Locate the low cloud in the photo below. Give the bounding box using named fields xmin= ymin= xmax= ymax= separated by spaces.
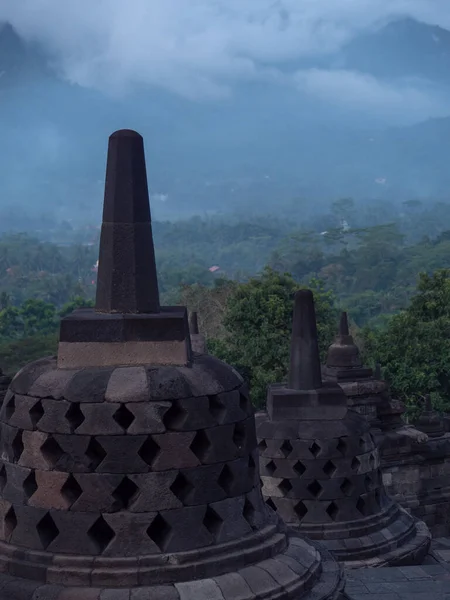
xmin=2 ymin=0 xmax=450 ymax=115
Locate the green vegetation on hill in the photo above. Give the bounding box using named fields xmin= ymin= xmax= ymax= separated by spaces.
xmin=3 ymin=198 xmax=450 ymax=414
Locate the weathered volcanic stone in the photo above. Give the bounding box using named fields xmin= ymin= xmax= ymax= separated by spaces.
xmin=189 ymin=311 xmax=206 ymax=354
xmin=324 ymin=317 xmax=450 ymax=537
xmin=0 ymin=130 xmax=344 ymax=599
xmin=323 ymin=312 xmax=385 ymax=430
xmin=257 ymin=290 xmax=431 ymax=568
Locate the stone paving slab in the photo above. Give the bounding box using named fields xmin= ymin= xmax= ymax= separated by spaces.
xmin=345 ymin=562 xmax=450 ymax=600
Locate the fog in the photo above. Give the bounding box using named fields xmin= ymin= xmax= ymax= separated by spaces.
xmin=1 ymin=1 xmax=450 ymax=228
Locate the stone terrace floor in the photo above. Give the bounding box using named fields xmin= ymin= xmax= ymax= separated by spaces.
xmin=345 ymin=538 xmax=450 ymax=600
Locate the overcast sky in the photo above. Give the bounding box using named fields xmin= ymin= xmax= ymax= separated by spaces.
xmin=1 ymin=1 xmax=450 ymax=121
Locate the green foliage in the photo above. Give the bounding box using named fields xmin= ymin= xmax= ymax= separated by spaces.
xmin=210 ymin=267 xmax=338 ymax=408
xmin=362 ymin=269 xmax=450 ymax=418
xmin=0 ymin=334 xmax=58 ymax=376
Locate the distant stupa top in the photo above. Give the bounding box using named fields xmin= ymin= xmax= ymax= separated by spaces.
xmin=325 ymin=311 xmax=363 ymax=370
xmin=95 ymin=129 xmax=160 ymax=314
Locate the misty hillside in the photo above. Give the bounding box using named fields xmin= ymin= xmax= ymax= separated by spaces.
xmin=1 ymin=18 xmax=450 ymax=225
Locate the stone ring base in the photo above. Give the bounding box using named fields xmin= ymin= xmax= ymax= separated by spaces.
xmin=0 ymin=537 xmax=344 ymax=600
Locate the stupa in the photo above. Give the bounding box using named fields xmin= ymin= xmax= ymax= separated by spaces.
xmin=256 ymin=290 xmax=431 ymax=567
xmin=415 ymin=395 xmax=446 ymax=438
xmin=323 ymin=312 xmax=385 ymax=431
xmin=0 ymin=130 xmax=344 ymax=599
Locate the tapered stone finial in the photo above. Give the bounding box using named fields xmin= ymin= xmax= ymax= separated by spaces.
xmin=288 ymin=289 xmax=322 ymax=390
xmin=95 ymin=129 xmax=160 ymax=314
xmin=339 ymin=311 xmax=349 ymax=336
xmin=189 ymin=311 xmax=199 ymax=334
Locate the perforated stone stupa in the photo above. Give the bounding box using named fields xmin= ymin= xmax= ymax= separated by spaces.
xmin=0 ymin=130 xmax=345 ymax=599
xmin=256 ymin=290 xmax=431 ymax=568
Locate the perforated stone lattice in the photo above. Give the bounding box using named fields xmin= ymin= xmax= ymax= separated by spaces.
xmin=258 ymin=433 xmax=389 ymax=527
xmin=0 ymin=357 xmax=268 ymax=559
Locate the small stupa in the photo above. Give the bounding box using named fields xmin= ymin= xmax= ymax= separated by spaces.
xmin=0 ymin=131 xmax=344 ymax=599
xmin=416 ymin=395 xmax=446 ymax=438
xmin=323 ymin=312 xmax=385 ymax=430
xmin=256 ymin=290 xmax=431 ymax=567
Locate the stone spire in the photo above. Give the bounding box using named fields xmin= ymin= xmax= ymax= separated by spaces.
xmin=58 ymin=129 xmax=191 ymax=369
xmin=95 ymin=129 xmax=160 ymax=314
xmin=0 ymin=131 xmax=345 ymax=599
xmin=257 ymin=290 xmax=431 ymax=567
xmin=288 ymin=290 xmax=322 ymax=390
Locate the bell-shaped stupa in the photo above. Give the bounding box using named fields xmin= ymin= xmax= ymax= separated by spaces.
xmin=256 ymin=290 xmax=431 ymax=567
xmin=0 ymin=131 xmax=344 ymax=599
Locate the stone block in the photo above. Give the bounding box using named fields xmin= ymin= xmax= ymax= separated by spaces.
xmin=175 ymin=578 xmax=224 ymax=600
xmin=64 ymin=368 xmax=113 ymax=403
xmin=126 ymin=402 xmax=171 ymax=435
xmin=214 ymin=572 xmax=253 ymax=600
xmin=105 ymin=367 xmax=148 ymax=403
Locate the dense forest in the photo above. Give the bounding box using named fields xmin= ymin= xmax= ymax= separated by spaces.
xmin=1 ymin=196 xmax=450 ymax=418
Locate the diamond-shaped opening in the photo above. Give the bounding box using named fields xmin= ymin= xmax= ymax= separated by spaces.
xmin=309 ymin=441 xmax=321 ymax=457
xmin=218 ymin=464 xmax=234 ymax=495
xmin=278 ymin=478 xmax=293 ymax=495
xmin=23 ymin=471 xmax=38 ymax=499
xmin=233 ymin=422 xmax=246 ymax=449
xmin=293 ymin=460 xmax=306 ymax=477
xmin=5 ymin=395 xmax=15 ymax=420
xmin=359 ymin=437 xmax=366 ymax=449
xmin=340 ymin=478 xmax=354 ymax=496
xmin=65 ymin=403 xmax=85 ymax=432
xmin=265 ymin=497 xmax=277 ymax=512
xmin=265 ymin=460 xmax=277 ymax=475
xmin=280 ymin=440 xmax=293 ymax=458
xmin=4 ymin=506 xmax=17 ymax=541
xmin=0 ymin=465 xmax=6 ymax=493
xmin=243 ymin=497 xmax=256 ymax=527
xmin=203 ymin=506 xmax=223 ymax=539
xmin=248 ymin=454 xmax=256 ymax=479
xmin=85 ymin=437 xmax=107 ymax=471
xmin=138 ymin=436 xmax=160 ymax=467
xmin=170 ymin=472 xmax=194 ymax=504
xmin=209 ymin=395 xmax=226 ymax=423
xmin=112 ymin=476 xmax=139 ymax=510
xmin=239 ymin=392 xmax=250 ymax=414
xmin=61 ymin=474 xmax=83 ymax=506
xmin=162 ymin=402 xmax=187 ymax=430
xmin=351 ymin=456 xmax=361 ymax=472
xmin=364 ymin=475 xmax=375 ymax=491
xmin=323 ymin=460 xmax=337 ymax=477
xmin=189 ymin=430 xmax=211 ymax=461
xmin=258 ymin=439 xmax=268 ymax=452
xmin=375 ymin=489 xmax=382 ymax=508
xmin=307 ymin=480 xmax=323 ymax=498
xmin=147 ymin=513 xmax=172 ymax=551
xmin=294 ymin=501 xmax=308 ymax=521
xmin=326 ymin=501 xmax=339 ymax=521
xmin=87 ymin=516 xmax=115 ymax=554
xmin=336 ymin=437 xmax=347 ymax=456
xmin=36 ymin=512 xmax=59 ymax=550
xmin=29 ymin=401 xmax=44 ymax=428
xmin=369 ymin=453 xmax=376 ymax=470
xmin=113 ymin=404 xmax=135 ymax=431
xmin=41 ymin=435 xmax=63 ymax=468
xmin=356 ymin=496 xmax=367 ymax=516
xmin=12 ymin=431 xmax=24 ymax=462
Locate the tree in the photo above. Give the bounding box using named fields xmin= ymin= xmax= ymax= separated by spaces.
xmin=210 ymin=267 xmax=338 ymax=408
xmin=363 ymin=269 xmax=450 ymax=418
